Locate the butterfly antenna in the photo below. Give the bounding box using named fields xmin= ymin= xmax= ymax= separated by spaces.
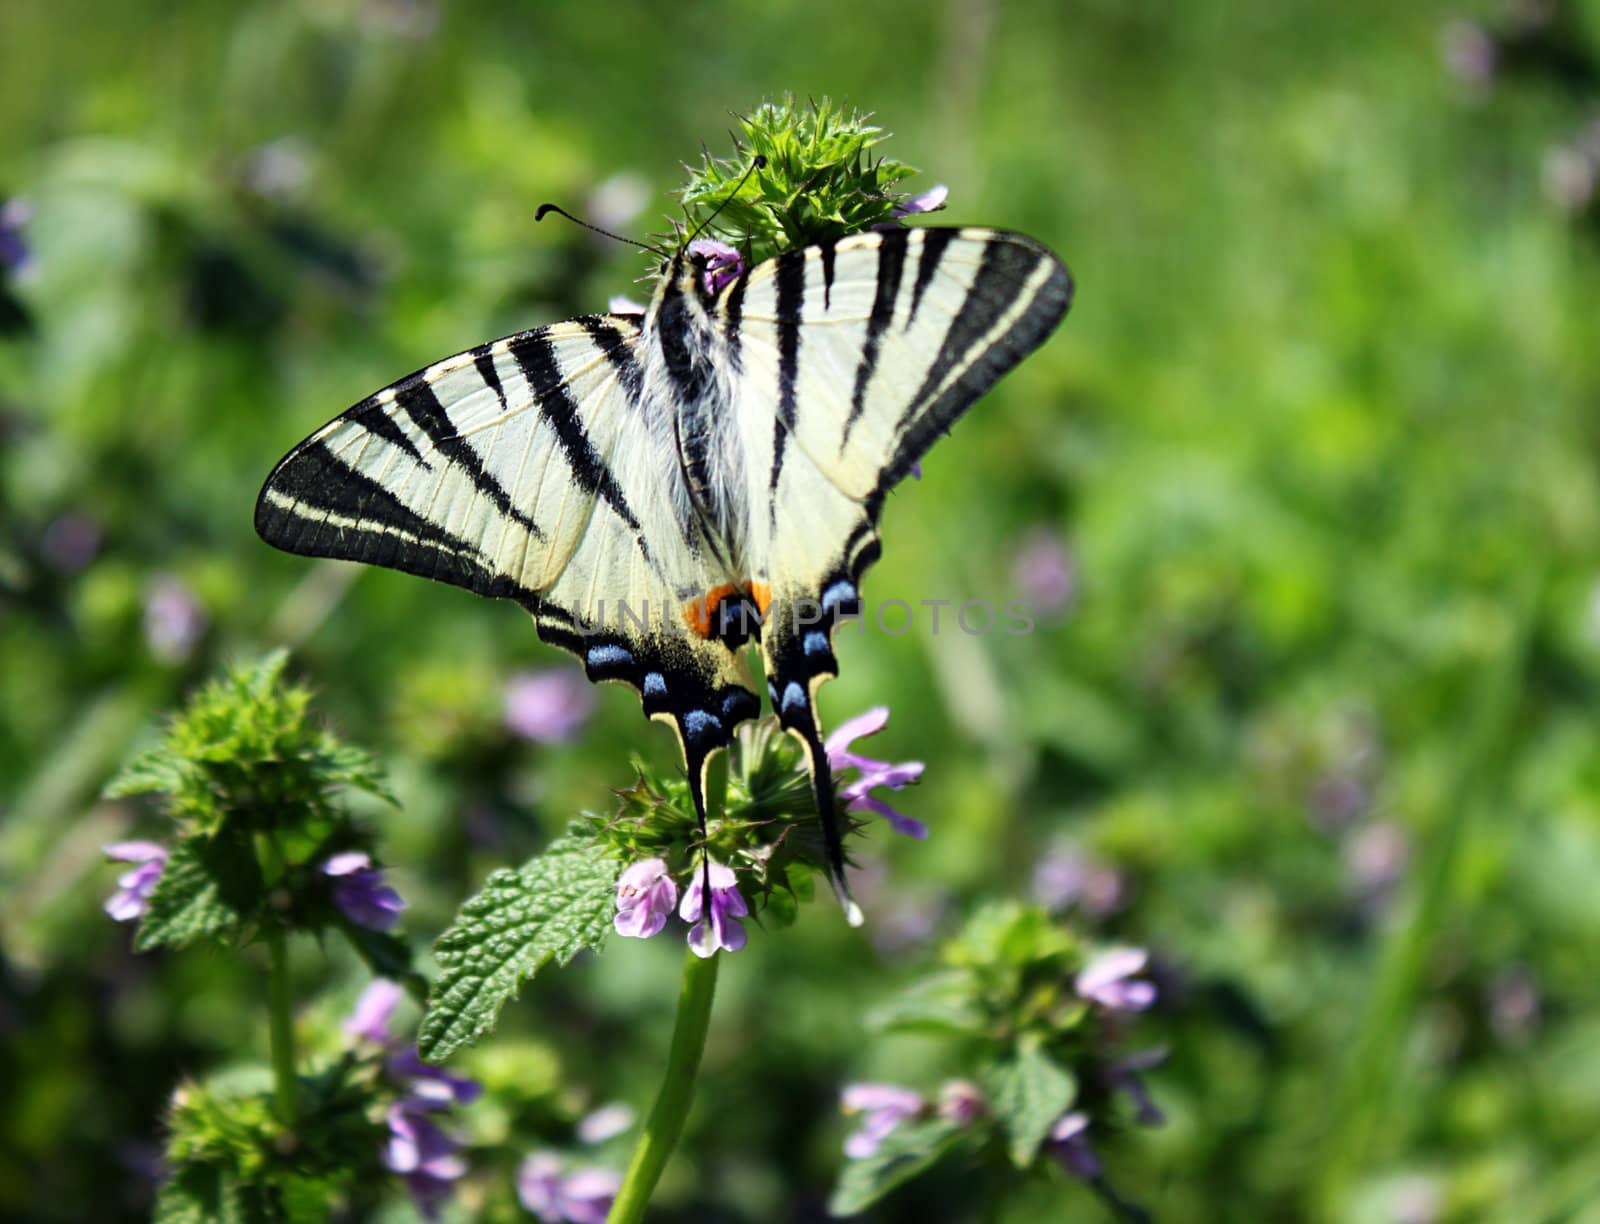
xmin=535 ymin=203 xmax=666 ymax=256
xmin=686 ymin=154 xmax=767 ymax=244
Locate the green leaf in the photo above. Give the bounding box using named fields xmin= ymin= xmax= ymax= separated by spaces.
xmin=419 ymin=826 xmax=619 ymax=1061
xmin=827 ymin=1117 xmax=967 ymax=1216
xmin=865 ymin=970 xmax=988 ymax=1037
xmin=135 ymin=832 xmax=261 ymax=952
xmin=154 ymin=1165 xmax=258 ymax=1224
xmin=981 ymin=1042 xmax=1077 ymax=1168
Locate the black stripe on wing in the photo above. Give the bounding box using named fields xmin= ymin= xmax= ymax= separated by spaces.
xmin=875 ymin=233 xmax=1073 ymax=504
xmin=393 ymin=378 xmax=547 ymax=541
xmin=509 ymin=330 xmax=644 ymax=535
xmin=767 ymin=249 xmax=807 ymax=508
xmin=841 ymin=227 xmax=909 ymax=450
xmin=254 ymin=439 xmax=538 ymax=605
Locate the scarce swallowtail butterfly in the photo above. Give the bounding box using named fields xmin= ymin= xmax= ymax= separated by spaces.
xmin=255 ymin=220 xmax=1073 ymax=925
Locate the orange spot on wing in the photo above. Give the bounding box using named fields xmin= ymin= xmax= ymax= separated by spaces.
xmin=684 ymin=583 xmax=740 ymax=639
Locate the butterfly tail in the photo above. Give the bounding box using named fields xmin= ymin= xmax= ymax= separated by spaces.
xmin=788 ymin=707 xmax=864 ymax=928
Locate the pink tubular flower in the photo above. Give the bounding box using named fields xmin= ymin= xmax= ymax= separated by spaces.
xmin=1108 ymin=1047 xmax=1167 ymax=1127
xmin=322 ymin=851 xmax=407 ymax=931
xmin=826 ymin=707 xmax=927 ymax=839
xmin=938 ymin=1079 xmax=985 ymax=1126
xmin=841 ymin=1083 xmax=924 ymax=1159
xmin=1076 ymin=947 xmax=1157 ymax=1013
xmin=679 ymin=860 xmax=748 ymax=957
xmin=687 ymin=238 xmax=744 ymax=295
xmin=345 ymin=978 xmax=405 ymax=1045
xmin=613 ymin=858 xmax=677 ymax=939
xmin=103 ymin=842 xmax=169 ymax=921
xmin=384 ymin=1103 xmax=468 ymax=1221
xmin=891 ymin=184 xmax=949 ymax=217
xmin=1049 ymin=1111 xmax=1102 ymax=1180
xmin=504 ymin=668 xmax=596 ymax=743
xmin=388 ymin=1046 xmax=482 ymax=1109
xmin=517 ymin=1153 xmax=623 ymax=1224
xmin=576 ymin=1102 xmax=635 ymax=1144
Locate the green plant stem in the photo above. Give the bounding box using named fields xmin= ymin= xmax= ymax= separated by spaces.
xmin=607 ymin=946 xmax=721 ymax=1224
xmin=265 ymin=926 xmax=298 ymax=1126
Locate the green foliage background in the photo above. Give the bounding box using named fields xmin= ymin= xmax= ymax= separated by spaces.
xmin=4 ymin=0 xmax=1600 ymax=1220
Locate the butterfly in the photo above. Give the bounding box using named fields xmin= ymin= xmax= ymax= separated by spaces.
xmin=255 ymin=221 xmax=1073 ymax=923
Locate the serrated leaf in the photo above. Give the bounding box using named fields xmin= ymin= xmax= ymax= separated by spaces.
xmin=154 ymin=1165 xmax=220 ymax=1224
xmin=981 ymin=1042 xmax=1077 ymax=1168
xmin=827 ymin=1117 xmax=967 ymax=1216
xmin=419 ymin=828 xmax=619 ymax=1061
xmin=135 ymin=833 xmax=261 ymax=952
xmin=154 ymin=1165 xmax=259 ymax=1224
xmin=865 ymin=970 xmax=987 ymax=1037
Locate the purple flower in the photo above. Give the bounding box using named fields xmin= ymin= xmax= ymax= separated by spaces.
xmin=607 ymin=294 xmax=647 ymax=316
xmin=679 ymin=859 xmax=747 ymax=958
xmin=1076 ymin=947 xmax=1157 ymax=1013
xmin=345 ymin=978 xmax=405 ymax=1045
xmin=322 ymin=851 xmax=407 ymax=931
xmin=1344 ymin=821 xmax=1409 ymax=911
xmin=1048 ymin=1111 xmax=1102 ymax=1180
xmin=840 ymin=1083 xmax=924 ymax=1159
xmin=1108 ymin=1047 xmax=1166 ymax=1127
xmin=103 ymin=841 xmax=168 ymax=921
xmin=891 ymin=184 xmax=949 ymax=218
xmin=517 ymin=1153 xmax=622 ymax=1224
xmin=576 ymin=1102 xmax=635 ymax=1144
xmin=826 ymin=707 xmax=927 ymax=839
xmin=0 ymin=198 xmax=29 ymax=273
xmin=1487 ymin=964 xmax=1541 ymax=1046
xmin=518 ymin=1153 xmax=566 ymax=1222
xmin=1440 ymin=19 xmax=1498 ymax=91
xmin=40 ymin=512 xmax=101 ymax=574
xmin=389 ymin=1046 xmax=483 ymax=1109
xmin=553 ymin=1167 xmax=622 ymax=1224
xmin=937 ymin=1079 xmax=984 ymax=1126
xmin=687 ymin=238 xmax=744 ymax=296
xmin=144 ymin=575 xmax=207 ymax=665
xmin=1031 ymin=842 xmax=1128 ymax=918
xmin=383 ymin=1104 xmax=467 ymax=1221
xmin=503 ymin=668 xmax=596 ymax=744
xmin=1012 ymin=527 xmax=1076 ymax=618
xmin=613 ymin=857 xmax=677 ymax=940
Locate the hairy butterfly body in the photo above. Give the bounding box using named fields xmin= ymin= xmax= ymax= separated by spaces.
xmin=256 ymin=225 xmax=1073 ymax=921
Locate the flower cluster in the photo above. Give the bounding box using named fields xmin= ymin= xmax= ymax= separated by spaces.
xmin=833 ymin=910 xmax=1167 ymax=1215
xmin=614 ymin=856 xmax=749 ymax=959
xmin=675 ymin=96 xmax=933 ymax=265
xmin=608 ymin=707 xmax=927 ymax=956
xmin=346 ymin=979 xmax=481 ymax=1220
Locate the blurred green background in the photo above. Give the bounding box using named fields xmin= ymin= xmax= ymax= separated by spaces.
xmin=5 ymin=0 xmax=1600 ymax=1220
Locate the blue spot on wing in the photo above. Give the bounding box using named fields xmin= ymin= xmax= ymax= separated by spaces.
xmin=644 ymin=671 xmax=667 ymax=697
xmin=781 ymin=681 xmax=807 ymax=715
xmin=803 ymin=630 xmax=831 ymax=658
xmin=587 ymin=643 xmax=634 ymax=670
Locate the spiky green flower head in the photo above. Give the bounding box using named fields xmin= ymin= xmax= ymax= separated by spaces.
xmin=675 ymin=97 xmax=931 ymax=265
